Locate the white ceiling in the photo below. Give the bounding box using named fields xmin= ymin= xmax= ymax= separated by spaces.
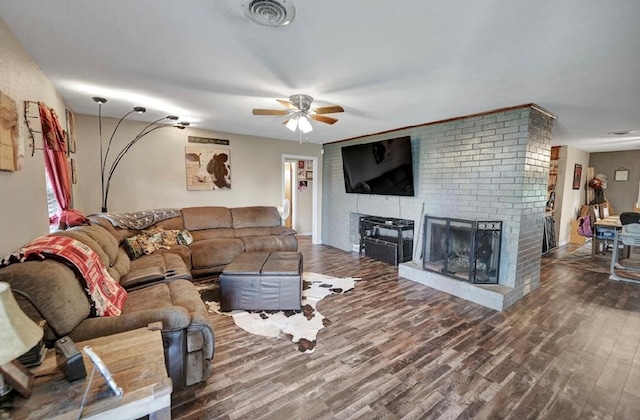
xmin=1 ymin=0 xmax=639 ymax=152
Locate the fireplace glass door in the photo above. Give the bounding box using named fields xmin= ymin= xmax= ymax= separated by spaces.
xmin=423 ymin=216 xmax=501 ymax=284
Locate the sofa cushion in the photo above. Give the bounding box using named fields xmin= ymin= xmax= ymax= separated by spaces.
xmin=242 ymin=236 xmax=277 ymax=252
xmin=190 ymin=228 xmax=235 ymax=241
xmin=230 ymin=206 xmax=281 ymax=229
xmin=270 ymin=226 xmax=297 ymax=236
xmin=107 ymin=248 xmax=131 ymax=283
xmin=69 ymin=286 xmax=193 ymax=341
xmin=51 ymin=230 xmax=110 ymax=268
xmin=147 ymin=216 xmax=184 ymax=231
xmin=190 ymin=238 xmax=245 ymax=269
xmin=68 ymin=225 xmax=120 ymax=263
xmin=0 ymin=260 xmax=91 ymax=338
xmin=182 ymin=207 xmax=232 ymax=231
xmin=273 ymin=235 xmax=298 ymax=251
xmin=242 ymin=236 xmax=298 ymax=252
xmin=130 ymin=253 xmax=168 ymax=272
xmin=233 ymin=227 xmax=274 ymax=238
xmin=89 ymin=216 xmax=139 ymax=243
xmin=155 ymin=245 xmax=192 ymax=270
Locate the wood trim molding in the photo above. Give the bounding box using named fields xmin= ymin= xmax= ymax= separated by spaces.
xmin=326 ymin=103 xmax=557 ymax=145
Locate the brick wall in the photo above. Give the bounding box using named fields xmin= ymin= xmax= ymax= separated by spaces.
xmin=322 ymin=105 xmax=555 ymax=308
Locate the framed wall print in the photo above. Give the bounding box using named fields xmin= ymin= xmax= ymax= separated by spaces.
xmin=614 ymin=168 xmax=629 ymax=182
xmin=185 ymin=146 xmax=231 ymax=190
xmin=572 ymin=164 xmax=582 ymax=190
xmin=306 ymin=170 xmax=313 ymax=180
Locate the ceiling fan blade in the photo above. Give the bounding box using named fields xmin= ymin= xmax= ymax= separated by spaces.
xmin=310 ymin=114 xmax=338 ymax=125
xmin=252 ymin=109 xmax=290 ymax=116
xmin=314 ymin=105 xmax=344 ymax=114
xmin=276 ymin=99 xmax=297 ymax=110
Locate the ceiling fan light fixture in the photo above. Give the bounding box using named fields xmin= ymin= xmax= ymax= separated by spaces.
xmin=298 ymin=115 xmax=313 ymax=133
xmin=286 ymin=117 xmax=298 ymax=132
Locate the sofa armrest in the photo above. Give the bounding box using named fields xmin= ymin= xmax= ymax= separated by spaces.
xmin=68 ymin=306 xmax=191 ymax=342
xmin=189 ymin=312 xmax=215 ymax=358
xmin=119 ymin=266 xmax=166 ymax=290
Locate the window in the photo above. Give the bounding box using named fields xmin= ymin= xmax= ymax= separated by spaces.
xmin=45 ymin=175 xmax=60 ymax=232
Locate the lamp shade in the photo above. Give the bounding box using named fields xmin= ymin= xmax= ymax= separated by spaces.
xmin=298 ymin=116 xmax=313 ymax=133
xmin=0 ymin=282 xmax=43 ymax=365
xmin=285 ymin=117 xmax=298 ymax=132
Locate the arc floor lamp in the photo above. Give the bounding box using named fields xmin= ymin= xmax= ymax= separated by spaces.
xmin=92 ymin=97 xmax=189 ymax=212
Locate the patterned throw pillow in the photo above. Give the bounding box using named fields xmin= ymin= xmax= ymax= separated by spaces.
xmin=122 ymin=236 xmax=144 ymax=260
xmin=177 ymin=229 xmax=194 ymax=245
xmin=136 ymin=233 xmax=159 ymax=254
xmin=160 ymin=230 xmax=178 ymax=246
xmin=122 ymin=227 xmax=193 ymax=259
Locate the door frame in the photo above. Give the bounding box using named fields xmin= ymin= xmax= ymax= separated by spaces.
xmin=282 ymin=154 xmax=321 ymax=244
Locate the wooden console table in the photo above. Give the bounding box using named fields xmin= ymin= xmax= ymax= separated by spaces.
xmin=9 ymin=324 xmax=172 ymax=420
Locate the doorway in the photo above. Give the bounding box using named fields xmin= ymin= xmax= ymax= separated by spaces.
xmin=282 ymin=154 xmax=321 ymax=244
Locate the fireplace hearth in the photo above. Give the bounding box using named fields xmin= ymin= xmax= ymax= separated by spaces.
xmin=423 ymin=216 xmax=502 ymax=284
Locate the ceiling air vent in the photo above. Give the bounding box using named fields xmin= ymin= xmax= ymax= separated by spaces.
xmin=243 ymin=0 xmax=295 ymax=27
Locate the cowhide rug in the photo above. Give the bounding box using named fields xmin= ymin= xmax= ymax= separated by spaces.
xmin=196 ymin=272 xmax=360 ymax=353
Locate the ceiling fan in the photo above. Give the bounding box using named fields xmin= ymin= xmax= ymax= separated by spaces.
xmin=252 ymin=94 xmax=344 ymax=133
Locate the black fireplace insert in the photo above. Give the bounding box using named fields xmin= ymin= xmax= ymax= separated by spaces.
xmin=422 ymin=216 xmax=502 ymax=284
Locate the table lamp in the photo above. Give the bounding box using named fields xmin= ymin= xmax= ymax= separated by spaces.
xmin=0 ymin=282 xmax=44 ymax=397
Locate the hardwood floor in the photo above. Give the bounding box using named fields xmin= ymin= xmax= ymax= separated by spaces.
xmin=172 ymin=237 xmax=640 ymax=420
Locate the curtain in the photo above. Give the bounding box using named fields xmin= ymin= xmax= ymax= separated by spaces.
xmin=38 ymin=102 xmax=87 ymax=228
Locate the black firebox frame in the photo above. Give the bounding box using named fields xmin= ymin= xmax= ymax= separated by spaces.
xmin=422 ymin=216 xmax=502 ymax=284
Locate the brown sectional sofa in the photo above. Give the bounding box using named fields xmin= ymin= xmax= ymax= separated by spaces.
xmin=0 ymin=223 xmax=212 ymax=391
xmin=0 ymin=205 xmax=296 ymax=391
xmin=90 ymin=206 xmax=298 ymax=276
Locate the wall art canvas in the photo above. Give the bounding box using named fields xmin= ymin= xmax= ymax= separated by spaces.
xmin=0 ymin=91 xmax=20 ymax=171
xmin=572 ymin=164 xmax=582 ymax=190
xmin=185 ymin=146 xmax=231 ymax=190
xmin=65 ymin=108 xmax=76 ymax=154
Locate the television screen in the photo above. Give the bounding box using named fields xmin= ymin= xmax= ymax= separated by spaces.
xmin=341 ymin=136 xmax=415 ymax=196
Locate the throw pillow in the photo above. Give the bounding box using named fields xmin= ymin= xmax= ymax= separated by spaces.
xmin=177 ymin=229 xmax=194 ymax=246
xmin=160 ymin=229 xmax=178 ymax=246
xmin=122 ymin=236 xmax=144 ymax=260
xmin=135 ymin=233 xmax=159 ymax=254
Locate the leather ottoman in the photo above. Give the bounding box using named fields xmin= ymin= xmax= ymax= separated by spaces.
xmin=219 ymin=252 xmax=303 ymax=311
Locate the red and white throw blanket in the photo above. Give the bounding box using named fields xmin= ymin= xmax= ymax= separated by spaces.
xmin=19 ymin=236 xmax=127 ymax=317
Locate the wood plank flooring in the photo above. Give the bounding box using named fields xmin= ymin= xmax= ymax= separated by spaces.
xmin=172 ymin=238 xmax=640 ymax=419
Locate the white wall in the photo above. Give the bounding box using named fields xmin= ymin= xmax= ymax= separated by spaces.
xmin=0 ymin=16 xmax=321 ymax=257
xmin=0 ymin=18 xmax=68 ymax=256
xmin=556 ymin=146 xmax=590 ymax=245
xmin=73 ymin=114 xmax=322 ymax=216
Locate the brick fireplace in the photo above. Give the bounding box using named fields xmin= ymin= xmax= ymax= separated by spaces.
xmin=322 ymin=104 xmax=556 ymax=310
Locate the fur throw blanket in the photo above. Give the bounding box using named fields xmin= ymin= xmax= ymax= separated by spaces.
xmin=94 ymin=208 xmax=181 ymax=230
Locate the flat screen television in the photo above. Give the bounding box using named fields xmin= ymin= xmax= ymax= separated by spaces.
xmin=341 ymin=136 xmax=415 ymax=196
